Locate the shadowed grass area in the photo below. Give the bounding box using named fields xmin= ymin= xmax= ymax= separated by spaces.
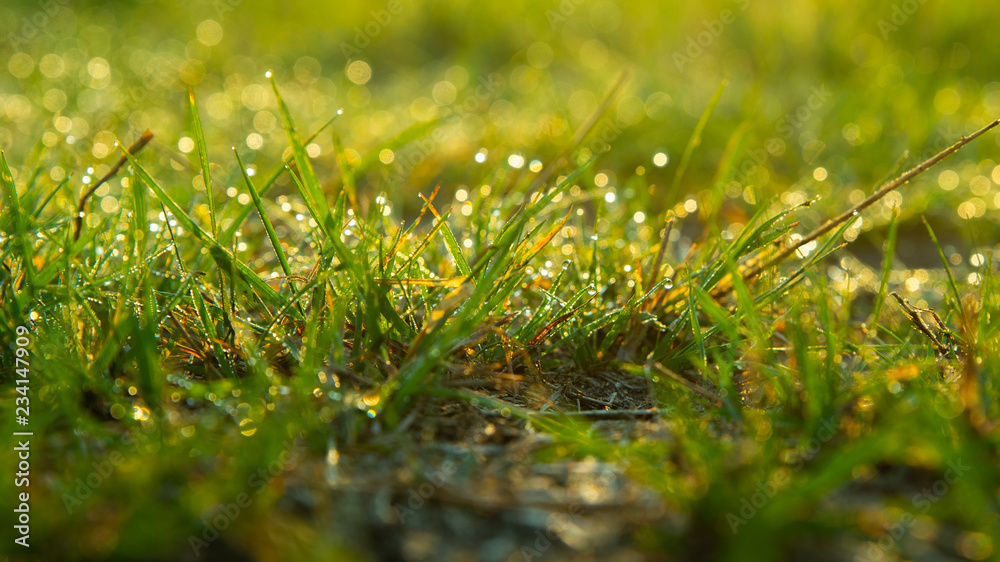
xmin=2 ymin=1 xmax=1000 ymax=561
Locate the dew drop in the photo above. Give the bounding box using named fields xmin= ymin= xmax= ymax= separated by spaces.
xmin=664 ymin=278 xmax=674 ymax=289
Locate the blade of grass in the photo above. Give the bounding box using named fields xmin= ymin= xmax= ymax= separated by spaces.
xmin=922 ymin=215 xmax=963 ymax=308
xmin=332 ymin=133 xmax=360 ymax=215
xmin=670 ymin=78 xmax=727 ymax=198
xmin=419 ymin=194 xmax=472 ymax=278
xmin=233 ymin=148 xmax=297 ymax=293
xmin=188 ymin=89 xmax=218 ymax=238
xmin=269 ymin=72 xmax=329 ymax=224
xmin=31 ymin=177 xmax=69 ymax=220
xmin=1 ymin=151 xmax=35 ymax=295
xmin=118 ymin=145 xmax=297 ymax=318
xmin=686 ymin=280 xmax=707 ymax=373
xmin=219 ymin=114 xmax=338 ymax=245
xmin=869 ymin=205 xmax=900 ymax=327
xmin=190 ymin=283 xmax=237 ymax=379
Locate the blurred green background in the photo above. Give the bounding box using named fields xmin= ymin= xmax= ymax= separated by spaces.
xmin=3 ymin=1 xmax=1000 ymax=560
xmin=3 ymin=0 xmax=1000 ymax=232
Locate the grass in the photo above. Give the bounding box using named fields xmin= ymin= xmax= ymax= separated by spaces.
xmin=3 ymin=1 xmax=1000 ymax=560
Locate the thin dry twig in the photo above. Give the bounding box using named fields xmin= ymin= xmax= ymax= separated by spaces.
xmin=890 ymin=291 xmax=952 ymax=355
xmin=535 ymin=408 xmax=662 ymax=419
xmin=650 ymin=362 xmax=724 ymax=404
xmin=742 ymin=118 xmax=1000 ymax=283
xmin=645 ymin=212 xmax=676 ymax=295
xmin=74 ymin=130 xmax=154 ymax=241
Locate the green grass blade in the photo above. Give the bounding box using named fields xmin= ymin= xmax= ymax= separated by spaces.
xmin=922 ymin=215 xmax=963 ymax=308
xmin=0 ymin=152 xmax=36 ymax=295
xmin=434 ymin=208 xmax=472 ymax=277
xmin=118 ymin=144 xmax=297 ymax=318
xmin=191 ymin=282 xmax=236 ymax=379
xmin=870 ymin=205 xmax=900 ymax=327
xmin=332 ymin=133 xmax=359 ymax=214
xmin=219 ymin=115 xmax=339 ymax=245
xmin=670 ymin=78 xmax=727 ymax=197
xmin=233 ymin=148 xmax=296 ymax=292
xmin=188 ymin=89 xmax=218 ymax=238
xmin=686 ymin=280 xmax=707 ymax=372
xmin=269 ymin=72 xmax=328 ymax=223
xmin=1 ymin=152 xmax=35 ymax=295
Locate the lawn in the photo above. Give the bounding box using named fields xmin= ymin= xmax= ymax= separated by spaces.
xmin=2 ymin=1 xmax=1000 ymax=560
